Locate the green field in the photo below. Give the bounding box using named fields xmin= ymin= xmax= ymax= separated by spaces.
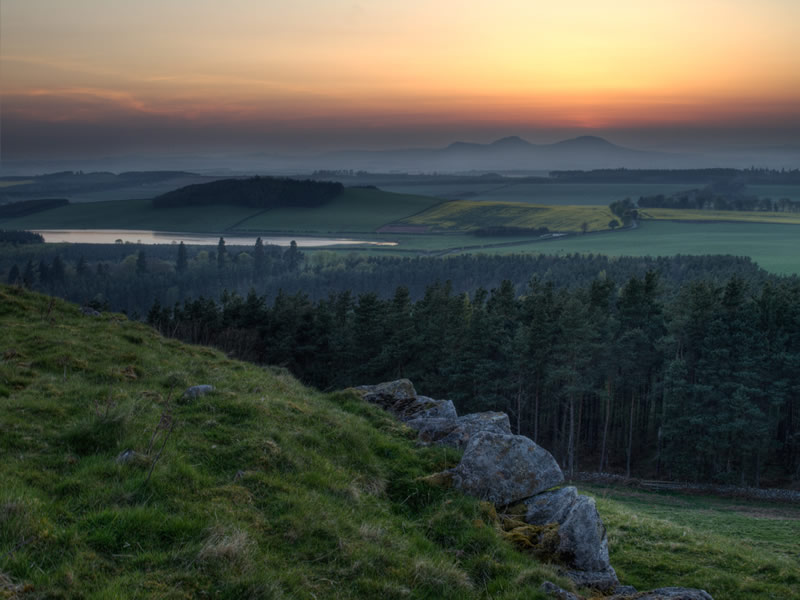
xmin=381 ymin=182 xmax=704 ymax=205
xmin=581 ymin=484 xmax=800 ymax=599
xmin=640 ymin=207 xmax=800 ymax=225
xmin=0 ymin=188 xmax=440 ymax=234
xmin=461 ymin=220 xmax=800 ymax=274
xmin=400 ymin=200 xmax=616 ymax=233
xmin=230 ymin=187 xmax=440 ymax=233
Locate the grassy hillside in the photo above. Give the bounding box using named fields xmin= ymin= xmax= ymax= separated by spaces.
xmin=399 ymin=201 xmax=616 ymax=233
xmin=1 ymin=287 xmax=796 ymax=598
xmin=0 ymin=188 xmax=439 ymax=235
xmin=0 ymin=286 xmax=567 ymax=599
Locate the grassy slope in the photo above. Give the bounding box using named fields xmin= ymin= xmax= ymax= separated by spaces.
xmin=0 ymin=189 xmax=440 ymax=235
xmin=0 ymin=286 xmax=566 ymax=600
xmin=401 ymin=201 xmax=616 ymax=233
xmin=0 ymin=199 xmax=260 ymax=233
xmin=1 ymin=287 xmax=796 ymax=599
xmin=229 ymin=188 xmax=440 ymax=233
xmin=581 ymin=484 xmax=799 ymax=600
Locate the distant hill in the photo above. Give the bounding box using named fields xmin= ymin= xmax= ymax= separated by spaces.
xmin=152 ymin=176 xmax=344 ymax=209
xmin=302 ymin=135 xmax=688 ymax=172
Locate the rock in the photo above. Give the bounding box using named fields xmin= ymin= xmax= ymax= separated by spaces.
xmin=612 ymin=588 xmax=713 ymax=600
xmin=449 ymin=431 xmax=563 ymax=505
xmin=414 ymin=411 xmax=511 ymax=449
xmin=524 ymin=487 xmax=617 ymax=589
xmin=116 ymin=449 xmax=138 ymax=464
xmin=524 ymin=485 xmax=580 ymax=525
xmin=541 ymin=581 xmax=581 ymax=600
xmin=565 ymin=568 xmax=619 ymax=593
xmin=183 ymin=384 xmax=214 ymax=399
xmin=407 ymin=396 xmax=457 ymax=421
xmin=354 ymin=379 xmax=417 ymax=410
xmin=613 ymin=585 xmax=638 ymax=595
xmin=80 ymin=306 xmax=101 ymax=317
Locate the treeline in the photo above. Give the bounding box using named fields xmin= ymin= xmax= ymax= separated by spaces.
xmin=147 ymin=274 xmax=800 ymax=487
xmin=0 ymin=198 xmax=69 ymax=218
xmin=0 ymin=230 xmax=44 ymax=244
xmin=152 ymin=177 xmax=344 ymax=209
xmin=550 ymin=168 xmax=800 ymax=184
xmin=2 ymin=240 xmax=774 ymax=317
xmin=638 ymin=191 xmax=800 ymax=213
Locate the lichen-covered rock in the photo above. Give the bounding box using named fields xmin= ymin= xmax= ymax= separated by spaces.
xmin=414 ymin=411 xmax=511 ymax=449
xmin=449 ymin=431 xmax=563 ymax=505
xmin=524 ymin=486 xmax=617 ymax=589
xmin=524 ymin=485 xmax=580 ymax=525
xmin=183 ymin=384 xmax=214 ymax=399
xmin=406 ymin=396 xmax=457 ymax=421
xmin=354 ymin=379 xmax=417 ymax=410
xmin=541 ymin=581 xmax=581 ymax=600
xmin=565 ymin=567 xmax=619 ymax=593
xmin=612 ymin=588 xmax=714 ymax=600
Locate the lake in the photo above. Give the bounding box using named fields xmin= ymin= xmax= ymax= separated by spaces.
xmin=32 ymin=229 xmax=397 ymax=247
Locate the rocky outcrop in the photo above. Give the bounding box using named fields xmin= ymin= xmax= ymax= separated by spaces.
xmin=411 ymin=411 xmax=511 ymax=449
xmin=450 ymin=431 xmax=564 ymax=505
xmin=541 ymin=582 xmax=714 ymax=600
xmin=524 ymin=486 xmax=617 ymax=590
xmin=357 ymin=379 xmax=714 ymax=600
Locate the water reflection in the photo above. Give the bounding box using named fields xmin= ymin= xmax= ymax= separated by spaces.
xmin=33 ymin=229 xmax=397 ymax=247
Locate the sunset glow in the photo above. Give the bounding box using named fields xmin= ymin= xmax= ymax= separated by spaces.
xmin=2 ymin=0 xmax=799 ymax=157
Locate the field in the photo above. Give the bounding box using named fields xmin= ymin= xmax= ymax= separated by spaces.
xmin=400 ymin=201 xmax=616 ymax=233
xmin=2 ymin=180 xmax=800 ymax=274
xmin=640 ymin=207 xmax=800 ymax=225
xmin=381 ymin=182 xmax=703 ymax=205
xmin=461 ymin=220 xmax=800 ymax=275
xmin=230 ymin=187 xmax=440 ymax=233
xmin=0 ymin=188 xmax=440 ymax=235
xmin=580 ymin=483 xmax=800 ymax=599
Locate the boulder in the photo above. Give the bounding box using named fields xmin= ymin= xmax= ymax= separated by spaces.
xmin=449 ymin=431 xmax=563 ymax=505
xmin=414 ymin=411 xmax=511 ymax=449
xmin=183 ymin=384 xmax=214 ymax=399
xmin=523 ymin=486 xmax=615 ymax=584
xmin=565 ymin=568 xmax=619 ymax=593
xmin=540 ymin=581 xmax=580 ymax=600
xmin=406 ymin=396 xmax=457 ymax=421
xmin=542 ymin=582 xmax=714 ymax=600
xmin=613 ymin=589 xmax=713 ymax=600
xmin=354 ymin=379 xmax=417 ymax=410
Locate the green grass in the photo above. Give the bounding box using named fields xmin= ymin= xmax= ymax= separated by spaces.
xmin=471 ymin=220 xmax=800 ymax=275
xmin=381 ymin=183 xmax=704 ymax=205
xmin=580 ymin=484 xmax=800 ymax=599
xmin=401 ymin=201 xmax=616 ymax=233
xmin=2 ymin=287 xmax=797 ymax=598
xmin=0 ymin=198 xmax=260 ymax=233
xmin=229 ymin=187 xmax=440 ymax=233
xmin=0 ymin=188 xmax=440 ymax=235
xmin=0 ymin=286 xmax=569 ymax=599
xmin=640 ymin=207 xmax=800 ymax=225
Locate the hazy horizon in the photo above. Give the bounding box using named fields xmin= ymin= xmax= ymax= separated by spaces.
xmin=2 ymin=0 xmax=799 ymax=168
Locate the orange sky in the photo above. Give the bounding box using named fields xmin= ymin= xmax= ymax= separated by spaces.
xmin=2 ymin=0 xmax=799 ymax=156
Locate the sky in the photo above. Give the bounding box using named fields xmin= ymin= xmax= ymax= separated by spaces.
xmin=2 ymin=0 xmax=799 ymax=160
